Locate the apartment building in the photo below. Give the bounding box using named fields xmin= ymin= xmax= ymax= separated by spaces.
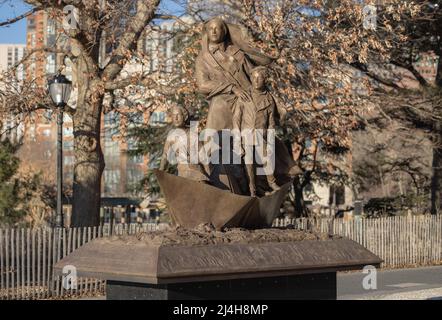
xmin=0 ymin=43 xmax=26 ymax=143
xmin=0 ymin=43 xmax=26 ymax=77
xmin=18 ymin=11 xmax=174 ymax=198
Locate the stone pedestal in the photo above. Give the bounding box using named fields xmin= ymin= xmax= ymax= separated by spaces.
xmin=106 ymin=273 xmax=337 ymax=300
xmin=54 ymin=236 xmax=381 ymax=300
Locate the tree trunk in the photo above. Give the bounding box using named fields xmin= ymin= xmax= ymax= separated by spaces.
xmin=71 ymin=74 xmax=105 ymax=227
xmin=431 ymin=125 xmax=442 ymax=215
xmin=431 ymin=52 xmax=442 ymax=214
xmin=431 ymin=60 xmax=442 ymax=215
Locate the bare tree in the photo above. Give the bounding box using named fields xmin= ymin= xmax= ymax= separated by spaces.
xmin=211 ymin=0 xmax=442 ymax=215
xmin=0 ymin=0 xmax=183 ymax=226
xmin=348 ymin=1 xmax=442 ymax=214
xmin=1 ymin=0 xmax=439 ymax=224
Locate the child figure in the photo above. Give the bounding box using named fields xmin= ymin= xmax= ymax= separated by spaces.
xmin=233 ymin=66 xmax=281 ymax=197
xmin=159 ymin=105 xmax=209 ymax=182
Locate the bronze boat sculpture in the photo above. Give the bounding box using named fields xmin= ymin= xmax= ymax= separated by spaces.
xmin=155 ymin=169 xmax=291 ymax=230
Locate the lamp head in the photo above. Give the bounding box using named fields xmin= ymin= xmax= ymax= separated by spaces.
xmin=48 ymin=74 xmax=72 ymax=108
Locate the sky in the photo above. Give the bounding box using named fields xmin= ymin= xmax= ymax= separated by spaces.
xmin=0 ymin=0 xmax=186 ymax=44
xmin=0 ymin=1 xmax=33 ymax=44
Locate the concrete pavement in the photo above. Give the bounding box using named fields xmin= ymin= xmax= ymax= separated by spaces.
xmin=77 ymin=266 xmax=442 ymax=300
xmin=338 ymin=265 xmax=442 ymax=300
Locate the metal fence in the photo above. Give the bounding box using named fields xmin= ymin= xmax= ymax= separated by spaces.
xmin=1 ymin=215 xmax=442 ymax=300
xmin=0 ymin=223 xmax=162 ymax=300
xmin=275 ymin=215 xmax=442 ymax=268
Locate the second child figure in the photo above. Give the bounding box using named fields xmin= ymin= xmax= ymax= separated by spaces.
xmin=233 ymin=66 xmax=281 ymax=197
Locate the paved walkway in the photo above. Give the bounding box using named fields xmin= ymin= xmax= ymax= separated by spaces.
xmin=77 ymin=266 xmax=442 ymax=300
xmin=338 ymin=265 xmax=442 ymax=300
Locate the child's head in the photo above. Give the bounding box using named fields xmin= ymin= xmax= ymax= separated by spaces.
xmin=170 ymin=105 xmax=189 ymax=127
xmin=251 ymin=66 xmax=267 ymax=90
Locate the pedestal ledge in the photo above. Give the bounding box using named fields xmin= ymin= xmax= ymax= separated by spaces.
xmin=54 ymin=230 xmax=382 ymax=285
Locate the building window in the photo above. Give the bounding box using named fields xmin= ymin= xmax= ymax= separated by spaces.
xmin=104 ymin=112 xmax=120 ymax=147
xmin=126 ymin=137 xmax=138 ymax=151
xmin=126 ymin=112 xmax=144 ymax=128
xmin=128 ymin=154 xmax=144 ymax=165
xmin=104 ymin=112 xmax=120 ymax=127
xmin=64 ymin=155 xmax=75 ymax=165
xmin=126 ymin=168 xmax=144 ymax=189
xmin=47 ymin=19 xmax=56 ymax=35
xmin=63 ymin=126 xmax=73 ymax=137
xmin=329 ymin=185 xmax=345 ymax=206
xmin=104 ymin=169 xmax=121 ymax=194
xmin=30 ymin=34 xmax=36 ymax=47
xmin=148 ymin=153 xmax=160 ymax=169
xmin=28 ymin=18 xmax=35 ymax=29
xmin=46 ymin=53 xmax=56 ymax=74
xmin=63 ymin=140 xmax=74 ymax=151
xmin=149 ymin=111 xmax=166 ymax=126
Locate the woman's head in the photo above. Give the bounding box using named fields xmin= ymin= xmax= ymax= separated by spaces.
xmin=205 ymin=17 xmax=228 ymax=44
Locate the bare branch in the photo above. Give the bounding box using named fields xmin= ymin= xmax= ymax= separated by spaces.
xmin=391 ymin=60 xmax=430 ymax=88
xmin=102 ymin=0 xmax=160 ymax=80
xmin=0 ymin=7 xmax=41 ymax=27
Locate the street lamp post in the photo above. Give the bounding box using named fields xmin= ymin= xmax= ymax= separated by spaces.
xmin=48 ymin=74 xmax=72 ymax=228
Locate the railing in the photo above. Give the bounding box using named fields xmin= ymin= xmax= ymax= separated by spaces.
xmin=1 ymin=215 xmax=442 ymax=300
xmin=274 ymin=215 xmax=442 ymax=268
xmin=0 ymin=223 xmax=164 ymax=300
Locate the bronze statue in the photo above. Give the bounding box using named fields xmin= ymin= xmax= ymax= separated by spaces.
xmin=159 ymin=105 xmax=209 ymax=182
xmin=195 ymin=17 xmax=274 ymax=131
xmin=155 ymin=17 xmax=297 ymax=229
xmin=232 ymin=66 xmax=281 ymax=197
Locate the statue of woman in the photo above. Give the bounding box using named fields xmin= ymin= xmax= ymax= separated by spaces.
xmin=195 ymin=17 xmax=275 ymax=131
xmin=195 ymin=17 xmax=297 ymax=195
